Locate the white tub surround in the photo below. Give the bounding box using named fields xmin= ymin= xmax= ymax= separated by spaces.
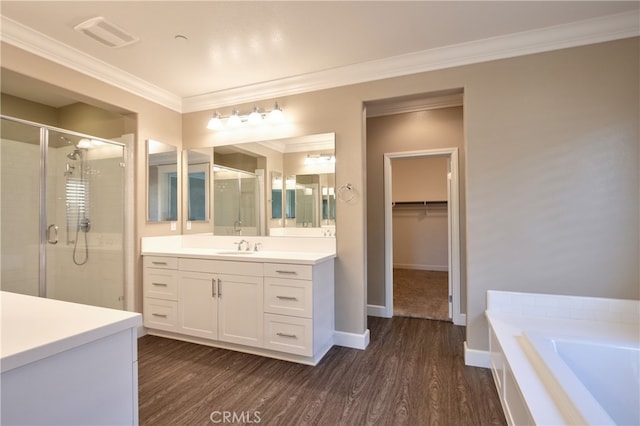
xmin=141 ymin=235 xmax=336 ymax=365
xmin=486 ymin=290 xmax=639 ymax=426
xmin=1 ymin=291 xmax=142 ymax=426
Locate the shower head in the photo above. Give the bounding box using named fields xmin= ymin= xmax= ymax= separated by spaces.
xmin=67 ymin=149 xmax=82 ymax=160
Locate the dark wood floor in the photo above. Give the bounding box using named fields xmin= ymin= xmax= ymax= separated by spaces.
xmin=138 ymin=317 xmax=506 ymax=426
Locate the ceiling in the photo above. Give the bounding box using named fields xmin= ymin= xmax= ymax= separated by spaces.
xmin=1 ymin=1 xmax=638 ymax=112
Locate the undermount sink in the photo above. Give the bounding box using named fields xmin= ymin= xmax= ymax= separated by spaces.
xmin=216 ymin=251 xmax=255 ymax=255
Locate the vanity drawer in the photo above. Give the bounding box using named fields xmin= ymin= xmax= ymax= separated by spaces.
xmin=144 ymin=256 xmax=178 ymax=270
xmin=143 ymin=268 xmax=178 ymax=300
xmin=143 ymin=298 xmax=178 ymax=332
xmin=264 ymin=277 xmax=312 ymax=318
xmin=264 ymin=313 xmax=312 ymax=356
xmin=264 ymin=263 xmax=312 ymax=280
xmin=179 ymin=258 xmax=263 ymax=276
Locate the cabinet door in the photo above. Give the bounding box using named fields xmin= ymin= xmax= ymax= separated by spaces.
xmin=178 ymin=271 xmax=218 ymax=339
xmin=217 ymin=274 xmax=264 ymax=347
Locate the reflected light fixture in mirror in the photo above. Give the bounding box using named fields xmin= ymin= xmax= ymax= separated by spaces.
xmin=304 ymin=153 xmax=335 ymax=165
xmin=207 ymin=102 xmax=284 ymax=130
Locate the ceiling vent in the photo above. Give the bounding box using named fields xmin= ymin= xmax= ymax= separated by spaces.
xmin=74 ymin=17 xmax=139 ymax=48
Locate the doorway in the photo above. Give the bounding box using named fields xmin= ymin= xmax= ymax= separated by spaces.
xmin=383 ymin=148 xmax=462 ymax=324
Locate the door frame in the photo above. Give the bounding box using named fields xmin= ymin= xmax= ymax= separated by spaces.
xmin=383 ymin=147 xmax=464 ymax=325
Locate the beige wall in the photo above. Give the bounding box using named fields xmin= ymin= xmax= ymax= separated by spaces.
xmin=392 ymin=156 xmax=448 ymax=202
xmin=3 ymin=36 xmax=637 ymax=353
xmin=186 ymin=38 xmax=639 ymax=351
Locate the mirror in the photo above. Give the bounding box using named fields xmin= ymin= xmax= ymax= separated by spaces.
xmin=147 ymin=139 xmax=178 ymax=222
xmin=271 ymin=171 xmax=283 ymax=220
xmin=183 ymin=133 xmax=335 ymax=236
xmin=186 ymin=149 xmax=211 ymax=222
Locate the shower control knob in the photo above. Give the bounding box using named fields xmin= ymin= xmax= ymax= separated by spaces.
xmin=80 ymin=218 xmax=91 ymax=232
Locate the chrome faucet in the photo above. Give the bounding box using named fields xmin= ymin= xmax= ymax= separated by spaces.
xmin=234 ymin=239 xmax=250 ymax=251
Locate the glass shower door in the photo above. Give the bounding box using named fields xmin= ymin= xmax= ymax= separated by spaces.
xmin=0 ymin=118 xmax=41 ymax=296
xmin=46 ymin=130 xmax=125 ymax=309
xmin=213 ymin=166 xmax=260 ymax=236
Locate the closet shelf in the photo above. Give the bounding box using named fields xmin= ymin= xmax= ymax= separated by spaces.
xmin=392 ymin=200 xmax=448 ymax=216
xmin=392 ymin=200 xmax=447 ymax=206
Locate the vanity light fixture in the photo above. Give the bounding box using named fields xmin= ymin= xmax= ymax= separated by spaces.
xmin=206 ymin=102 xmax=285 ymax=130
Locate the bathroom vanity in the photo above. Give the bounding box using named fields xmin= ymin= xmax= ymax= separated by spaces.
xmin=141 ymin=235 xmax=336 ymax=365
xmin=1 ymin=291 xmax=142 ymax=425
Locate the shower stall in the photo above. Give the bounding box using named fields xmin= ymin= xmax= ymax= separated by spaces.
xmin=0 ymin=115 xmax=132 ymax=310
xmin=213 ymin=165 xmax=263 ymax=235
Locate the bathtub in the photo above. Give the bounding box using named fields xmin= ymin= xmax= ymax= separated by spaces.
xmin=520 ymin=332 xmax=640 ymax=426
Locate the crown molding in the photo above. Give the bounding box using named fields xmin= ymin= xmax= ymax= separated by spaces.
xmin=0 ymin=16 xmax=183 ymax=112
xmin=183 ymin=10 xmax=639 ymax=112
xmin=366 ymin=93 xmax=463 ymax=118
xmin=2 ymin=11 xmax=638 ymax=114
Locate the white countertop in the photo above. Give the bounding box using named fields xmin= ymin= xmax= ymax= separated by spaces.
xmin=1 ymin=291 xmax=142 ymax=373
xmin=141 ymin=248 xmax=335 ymax=265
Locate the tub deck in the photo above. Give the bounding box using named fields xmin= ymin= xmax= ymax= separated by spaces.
xmin=485 ymin=291 xmax=639 ymax=426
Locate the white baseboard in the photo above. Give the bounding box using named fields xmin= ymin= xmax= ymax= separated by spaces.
xmin=453 ymin=313 xmax=466 ymax=326
xmin=393 ymin=264 xmax=448 ymax=272
xmin=367 ymin=304 xmax=391 ymax=318
xmin=137 ymin=326 xmax=147 ymax=338
xmin=464 ymin=341 xmax=490 ymax=368
xmin=334 ymin=329 xmax=370 ymax=350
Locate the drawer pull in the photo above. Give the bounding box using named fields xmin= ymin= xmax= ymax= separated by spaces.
xmin=152 ymin=282 xmax=168 ymax=287
xmin=276 ymin=295 xmax=298 ymax=301
xmin=152 ymin=313 xmax=168 ymax=318
xmin=151 ymin=261 xmax=168 ymax=265
xmin=276 ymin=332 xmax=297 ymax=339
xmin=275 ymin=270 xmax=297 ymax=275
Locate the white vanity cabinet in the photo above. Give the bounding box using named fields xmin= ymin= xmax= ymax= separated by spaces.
xmin=177 ymin=258 xmax=264 ymax=348
xmin=263 ymin=261 xmax=335 ymax=362
xmin=142 ymin=251 xmax=335 ymax=365
xmin=143 ymin=256 xmax=179 ymax=332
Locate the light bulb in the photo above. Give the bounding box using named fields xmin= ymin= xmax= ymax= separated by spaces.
xmin=227 ymin=110 xmax=241 ymax=127
xmin=207 ymin=113 xmax=223 ymax=130
xmin=269 ymin=102 xmax=284 ymax=123
xmin=248 ymin=106 xmax=262 ymax=125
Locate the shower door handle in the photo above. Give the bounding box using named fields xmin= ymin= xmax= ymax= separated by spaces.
xmin=47 ymin=224 xmax=59 ymax=245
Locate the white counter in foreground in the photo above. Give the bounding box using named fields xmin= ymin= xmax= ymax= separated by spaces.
xmin=1 ymin=291 xmax=142 ymax=426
